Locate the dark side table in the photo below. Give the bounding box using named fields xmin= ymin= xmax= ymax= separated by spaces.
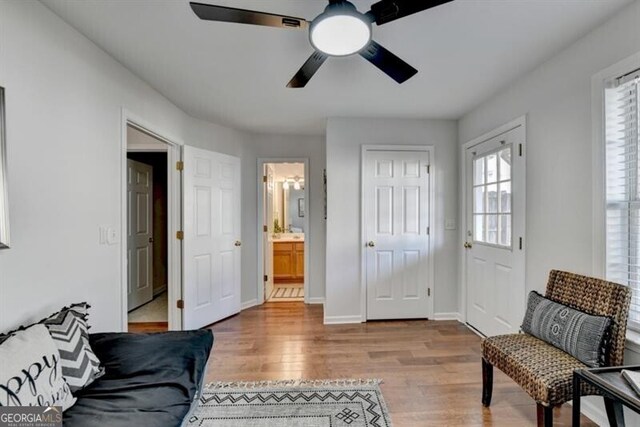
xmin=573 ymin=365 xmax=640 ymax=427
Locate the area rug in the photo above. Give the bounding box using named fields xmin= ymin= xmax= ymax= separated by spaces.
xmin=269 ymin=285 xmax=304 ymax=301
xmin=187 ymin=379 xmax=392 ymax=427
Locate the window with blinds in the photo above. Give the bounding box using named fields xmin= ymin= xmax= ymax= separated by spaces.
xmin=605 ymin=68 xmax=640 ymax=330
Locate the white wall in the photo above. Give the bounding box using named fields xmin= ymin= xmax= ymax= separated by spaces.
xmin=459 ymin=1 xmax=640 ymax=296
xmin=241 ymin=133 xmax=326 ymax=304
xmin=325 ymin=118 xmax=459 ymax=322
xmin=458 ymin=1 xmax=640 ymax=424
xmin=0 ymin=0 xmax=248 ymax=333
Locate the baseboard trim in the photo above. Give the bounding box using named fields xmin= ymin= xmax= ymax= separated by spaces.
xmin=307 ymin=297 xmax=325 ymax=305
xmin=153 ymin=285 xmax=167 ymax=297
xmin=241 ymin=299 xmax=258 ymax=311
xmin=323 ymin=315 xmax=363 ymax=325
xmin=433 ymin=312 xmax=462 ymax=321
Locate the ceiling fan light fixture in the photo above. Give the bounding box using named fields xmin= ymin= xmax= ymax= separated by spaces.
xmin=310 ymin=13 xmax=371 ymax=57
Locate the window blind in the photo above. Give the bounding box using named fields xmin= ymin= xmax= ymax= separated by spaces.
xmin=605 ymin=68 xmax=640 ymax=330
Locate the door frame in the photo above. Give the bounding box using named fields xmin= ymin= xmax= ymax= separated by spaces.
xmin=120 ymin=109 xmax=183 ymax=332
xmin=256 ymin=158 xmax=310 ymax=305
xmin=360 ymin=145 xmax=435 ymax=322
xmin=459 ymin=115 xmax=527 ymax=326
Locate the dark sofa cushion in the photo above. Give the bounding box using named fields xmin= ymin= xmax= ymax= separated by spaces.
xmin=63 ymin=329 xmax=213 ymax=427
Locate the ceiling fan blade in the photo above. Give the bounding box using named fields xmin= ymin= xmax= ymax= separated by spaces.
xmin=190 ymin=2 xmax=309 ymax=30
xmin=287 ymin=52 xmax=329 ymax=88
xmin=367 ymin=0 xmax=453 ymax=26
xmin=359 ymin=40 xmax=417 ymax=84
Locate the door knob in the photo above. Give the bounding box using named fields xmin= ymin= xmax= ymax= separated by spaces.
xmin=148 ymin=237 xmax=154 ymax=243
xmin=367 ymin=241 xmax=375 ymax=247
xmin=235 ymin=241 xmax=242 ymax=247
xmin=464 ymin=242 xmax=472 ymax=249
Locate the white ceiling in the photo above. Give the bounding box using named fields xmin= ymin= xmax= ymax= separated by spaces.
xmin=42 ymin=0 xmax=633 ymax=135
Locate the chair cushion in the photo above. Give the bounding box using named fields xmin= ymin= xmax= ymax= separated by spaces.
xmin=521 ymin=291 xmax=611 ymax=367
xmin=482 ymin=333 xmax=600 ymax=406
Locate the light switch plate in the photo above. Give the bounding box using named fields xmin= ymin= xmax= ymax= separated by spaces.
xmin=445 ymin=218 xmax=456 ymax=230
xmin=106 ymin=227 xmax=119 ymax=245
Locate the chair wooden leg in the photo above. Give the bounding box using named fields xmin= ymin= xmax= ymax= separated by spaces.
xmin=536 ymin=403 xmax=553 ymax=427
xmin=482 ymin=358 xmax=493 ymax=407
xmin=604 ymin=397 xmax=625 ymax=427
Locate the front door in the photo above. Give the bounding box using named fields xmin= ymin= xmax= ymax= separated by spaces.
xmin=364 ymin=148 xmax=431 ymax=320
xmin=127 ymin=159 xmax=154 ymax=311
xmin=464 ymin=124 xmax=526 ymax=336
xmin=182 ymin=146 xmax=241 ymax=329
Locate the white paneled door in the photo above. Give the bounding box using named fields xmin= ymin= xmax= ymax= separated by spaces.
xmin=183 ymin=146 xmax=241 ymax=330
xmin=127 ymin=159 xmax=154 ymax=311
xmin=364 ymin=149 xmax=432 ymax=320
xmin=465 ymin=125 xmax=526 ymax=337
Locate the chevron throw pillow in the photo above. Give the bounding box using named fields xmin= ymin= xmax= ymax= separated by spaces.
xmin=43 ymin=303 xmax=105 ymax=392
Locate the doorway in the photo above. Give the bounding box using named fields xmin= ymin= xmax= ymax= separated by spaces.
xmin=258 ymin=160 xmax=309 ymax=304
xmin=463 ymin=118 xmax=526 ymax=337
xmin=121 ymin=118 xmax=182 ymax=332
xmin=126 ymin=126 xmax=170 ymax=332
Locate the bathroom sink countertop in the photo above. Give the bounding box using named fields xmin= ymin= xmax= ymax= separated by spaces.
xmin=270 ymin=233 xmax=305 ymax=242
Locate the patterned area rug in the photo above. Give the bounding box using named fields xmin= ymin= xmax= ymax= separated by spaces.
xmin=269 ymin=285 xmax=304 ymax=301
xmin=188 ymin=379 xmax=392 ymax=427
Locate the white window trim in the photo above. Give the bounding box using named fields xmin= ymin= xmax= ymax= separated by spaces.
xmin=592 ymin=52 xmax=640 ymax=348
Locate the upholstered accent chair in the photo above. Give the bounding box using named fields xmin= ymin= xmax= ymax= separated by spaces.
xmin=481 ymin=270 xmax=632 ymax=427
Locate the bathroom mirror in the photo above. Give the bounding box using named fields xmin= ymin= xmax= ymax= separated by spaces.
xmin=0 ymin=87 xmax=9 ymax=249
xmin=286 ymin=187 xmax=305 ymax=232
xmin=271 ymin=184 xmax=305 ymax=234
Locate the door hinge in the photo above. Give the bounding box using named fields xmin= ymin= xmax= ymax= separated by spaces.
xmin=427 ymin=226 xmax=430 ymax=235
xmin=263 ymin=225 xmax=268 ymax=232
xmin=176 ymin=231 xmax=184 ymax=240
xmin=176 ymin=161 xmax=184 ymax=171
xmin=518 ymin=144 xmax=523 ymax=157
xmin=519 ymin=237 xmax=523 ymax=250
xmin=428 ymin=288 xmax=431 ymax=297
xmin=426 ymin=164 xmax=431 ymax=174
xmin=177 ymin=299 xmax=184 ymax=309
xmin=264 ymin=275 xmax=268 ymax=282
xmin=263 ymin=175 xmax=267 ymax=183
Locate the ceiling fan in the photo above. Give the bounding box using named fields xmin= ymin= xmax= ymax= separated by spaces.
xmin=189 ymin=0 xmax=453 ymax=88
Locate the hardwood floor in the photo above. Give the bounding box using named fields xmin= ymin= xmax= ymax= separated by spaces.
xmin=205 ymin=302 xmax=597 ymax=427
xmin=127 ymin=321 xmax=168 ymax=333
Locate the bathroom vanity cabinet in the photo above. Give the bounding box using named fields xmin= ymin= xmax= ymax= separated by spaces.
xmin=273 ymin=241 xmax=304 ymax=283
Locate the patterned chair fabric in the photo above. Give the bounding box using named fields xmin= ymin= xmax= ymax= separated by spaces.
xmin=482 ymin=334 xmax=601 ymax=405
xmin=481 ymin=270 xmax=631 ymax=406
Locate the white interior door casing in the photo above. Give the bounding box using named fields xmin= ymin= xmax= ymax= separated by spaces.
xmin=264 ymin=164 xmax=274 ymax=300
xmin=127 ymin=159 xmax=153 ymax=311
xmin=364 ymin=149 xmax=432 ymax=320
xmin=465 ymin=124 xmax=526 ymax=337
xmin=183 ymin=146 xmax=241 ymax=330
